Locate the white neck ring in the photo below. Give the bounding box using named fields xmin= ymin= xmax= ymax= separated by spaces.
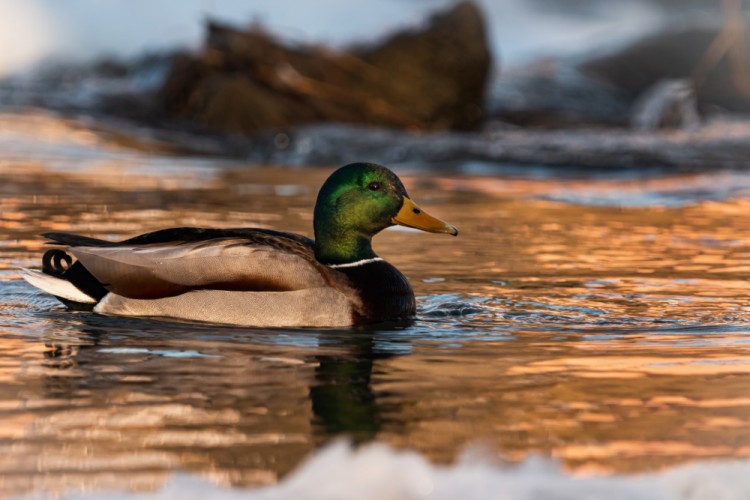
xmin=327 ymin=257 xmax=383 ymax=269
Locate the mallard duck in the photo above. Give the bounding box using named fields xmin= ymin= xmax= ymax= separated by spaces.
xmin=21 ymin=163 xmax=457 ymax=327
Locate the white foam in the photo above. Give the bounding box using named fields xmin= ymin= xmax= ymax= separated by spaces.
xmin=81 ymin=441 xmax=750 ymax=500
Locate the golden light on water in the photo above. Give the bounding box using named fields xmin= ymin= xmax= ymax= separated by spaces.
xmin=4 ymin=111 xmax=750 ymax=495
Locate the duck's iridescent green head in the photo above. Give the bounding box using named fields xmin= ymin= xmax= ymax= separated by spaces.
xmin=313 ymin=162 xmax=457 ymax=264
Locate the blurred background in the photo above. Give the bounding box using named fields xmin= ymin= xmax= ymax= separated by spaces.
xmin=2 ymin=0 xmax=749 ymax=163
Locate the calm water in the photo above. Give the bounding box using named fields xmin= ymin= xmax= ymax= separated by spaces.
xmin=3 ymin=113 xmax=750 ymax=497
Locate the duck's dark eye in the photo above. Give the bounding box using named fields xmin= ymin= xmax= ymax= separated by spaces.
xmin=367 ymin=182 xmax=381 ymax=191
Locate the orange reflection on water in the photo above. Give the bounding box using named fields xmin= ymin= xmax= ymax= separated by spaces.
xmin=509 ymin=355 xmax=750 ymax=377
xmin=4 ymin=112 xmax=750 ymax=495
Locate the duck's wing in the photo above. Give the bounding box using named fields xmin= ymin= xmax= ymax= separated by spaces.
xmin=43 ymin=229 xmax=334 ymax=300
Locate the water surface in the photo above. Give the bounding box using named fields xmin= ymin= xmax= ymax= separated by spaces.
xmin=2 ymin=112 xmax=750 ymax=496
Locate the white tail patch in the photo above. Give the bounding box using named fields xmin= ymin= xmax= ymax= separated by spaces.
xmin=20 ymin=268 xmax=97 ymax=304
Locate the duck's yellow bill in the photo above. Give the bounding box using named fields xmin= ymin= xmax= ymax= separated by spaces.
xmin=392 ymin=197 xmax=458 ymax=236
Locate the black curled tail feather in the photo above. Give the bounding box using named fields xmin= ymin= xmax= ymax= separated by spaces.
xmin=42 ymin=249 xmax=109 ymax=302
xmin=43 ymin=249 xmax=73 ymax=277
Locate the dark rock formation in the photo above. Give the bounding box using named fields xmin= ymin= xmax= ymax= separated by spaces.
xmin=356 ymin=1 xmax=491 ymax=130
xmin=158 ymin=1 xmax=491 ymax=134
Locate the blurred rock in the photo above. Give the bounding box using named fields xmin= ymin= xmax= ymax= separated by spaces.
xmin=158 ymin=1 xmax=491 ymax=134
xmin=356 ymin=1 xmax=491 ymax=130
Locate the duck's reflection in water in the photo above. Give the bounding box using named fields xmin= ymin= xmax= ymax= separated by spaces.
xmin=1 ymin=313 xmax=408 ymax=496
xmin=310 ymin=324 xmax=412 ymax=442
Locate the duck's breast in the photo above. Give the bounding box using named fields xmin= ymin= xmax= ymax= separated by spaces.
xmin=332 ymin=260 xmax=416 ymax=323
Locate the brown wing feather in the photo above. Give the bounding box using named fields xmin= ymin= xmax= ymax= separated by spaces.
xmin=71 ymin=236 xmax=332 ymax=300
